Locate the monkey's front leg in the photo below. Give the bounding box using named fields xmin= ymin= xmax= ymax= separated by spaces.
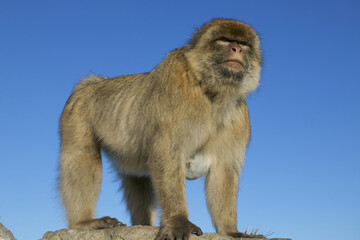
xmin=205 ymin=163 xmax=265 ymax=239
xmin=148 ymin=148 xmax=203 ymax=240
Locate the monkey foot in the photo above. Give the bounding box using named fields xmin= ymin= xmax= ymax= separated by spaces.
xmin=156 ymin=215 xmax=203 ymax=240
xmin=76 ymin=216 xmax=126 ymax=229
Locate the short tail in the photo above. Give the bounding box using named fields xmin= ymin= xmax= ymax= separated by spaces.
xmin=73 ymin=74 xmax=107 ymax=92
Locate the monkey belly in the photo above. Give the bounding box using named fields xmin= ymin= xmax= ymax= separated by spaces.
xmin=104 ymin=150 xmax=150 ymax=177
xmin=185 ymin=154 xmax=211 ymax=180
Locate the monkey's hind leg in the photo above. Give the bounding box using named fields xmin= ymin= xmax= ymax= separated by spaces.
xmin=121 ymin=175 xmax=157 ymax=226
xmin=59 ymin=121 xmax=123 ymax=229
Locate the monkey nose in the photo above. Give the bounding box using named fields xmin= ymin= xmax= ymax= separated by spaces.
xmin=231 ymin=47 xmax=242 ymax=53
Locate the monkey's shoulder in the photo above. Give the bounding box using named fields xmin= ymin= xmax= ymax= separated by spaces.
xmin=108 ymin=72 xmax=150 ymax=82
xmin=71 ymin=73 xmax=145 ymax=94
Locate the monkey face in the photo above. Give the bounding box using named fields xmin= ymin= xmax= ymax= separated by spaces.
xmin=211 ymin=37 xmax=251 ymax=81
xmin=210 ymin=24 xmax=260 ymax=82
xmin=186 ymin=19 xmax=261 ymax=87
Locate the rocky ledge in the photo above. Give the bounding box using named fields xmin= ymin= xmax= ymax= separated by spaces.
xmin=41 ymin=225 xmax=291 ymax=240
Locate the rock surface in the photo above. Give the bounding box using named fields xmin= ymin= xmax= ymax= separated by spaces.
xmin=0 ymin=223 xmax=16 ymax=240
xmin=42 ymin=225 xmax=291 ymax=240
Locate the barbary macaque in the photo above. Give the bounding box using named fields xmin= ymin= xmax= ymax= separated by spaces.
xmin=59 ymin=18 xmax=262 ymax=240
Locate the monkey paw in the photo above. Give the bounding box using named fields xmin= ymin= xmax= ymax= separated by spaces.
xmin=77 ymin=216 xmax=127 ymax=229
xmin=228 ymin=231 xmax=266 ymax=239
xmin=156 ymin=215 xmax=203 ymax=240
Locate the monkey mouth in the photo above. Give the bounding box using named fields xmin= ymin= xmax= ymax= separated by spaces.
xmin=222 ymin=60 xmax=244 ymax=72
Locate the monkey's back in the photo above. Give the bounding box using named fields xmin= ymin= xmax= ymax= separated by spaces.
xmin=60 ymin=65 xmax=211 ymax=177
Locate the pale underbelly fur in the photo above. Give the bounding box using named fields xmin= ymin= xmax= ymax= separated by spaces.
xmin=109 ymin=151 xmax=212 ymax=180
xmin=185 ymin=154 xmax=212 ymax=180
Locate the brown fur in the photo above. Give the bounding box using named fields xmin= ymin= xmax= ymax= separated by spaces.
xmin=59 ymin=18 xmax=262 ymax=240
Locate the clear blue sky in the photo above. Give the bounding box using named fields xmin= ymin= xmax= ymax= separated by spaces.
xmin=1 ymin=1 xmax=359 ymax=239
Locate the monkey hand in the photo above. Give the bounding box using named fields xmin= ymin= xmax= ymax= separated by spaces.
xmin=228 ymin=231 xmax=266 ymax=239
xmin=156 ymin=215 xmax=203 ymax=240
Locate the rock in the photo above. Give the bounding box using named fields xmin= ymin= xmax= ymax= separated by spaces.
xmin=0 ymin=222 xmax=16 ymax=240
xmin=41 ymin=225 xmax=291 ymax=240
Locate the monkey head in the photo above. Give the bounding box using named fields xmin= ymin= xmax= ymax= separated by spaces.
xmin=185 ymin=18 xmax=262 ymax=97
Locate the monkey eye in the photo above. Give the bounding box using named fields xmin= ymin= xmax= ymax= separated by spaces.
xmin=215 ymin=37 xmax=231 ymax=44
xmin=238 ymin=41 xmax=251 ymax=48
xmin=215 ymin=38 xmax=252 ymax=48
